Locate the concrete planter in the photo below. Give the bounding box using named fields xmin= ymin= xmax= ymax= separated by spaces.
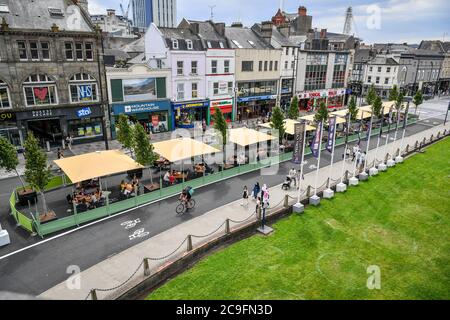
xmin=378 ymin=163 xmax=387 ymax=171
xmin=359 ymin=172 xmax=369 ymax=181
xmin=395 ymin=156 xmax=404 ymax=163
xmin=369 ymin=167 xmax=379 ymax=176
xmin=336 ymin=182 xmax=347 ymax=193
xmin=349 ymin=177 xmax=359 ymax=186
xmin=309 ymin=195 xmax=321 ymax=206
xmin=293 ymin=202 xmax=304 ymax=213
xmin=323 ymin=188 xmax=334 ymax=199
xmin=387 ymin=159 xmax=396 ymax=167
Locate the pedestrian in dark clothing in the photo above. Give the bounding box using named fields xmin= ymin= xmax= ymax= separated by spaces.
xmin=252 ymin=182 xmax=260 ymax=200
xmin=57 ymin=148 xmax=64 ymax=159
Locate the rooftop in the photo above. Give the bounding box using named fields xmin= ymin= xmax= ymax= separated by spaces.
xmin=225 ymin=26 xmax=273 ymax=49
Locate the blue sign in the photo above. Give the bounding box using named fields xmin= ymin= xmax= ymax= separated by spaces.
xmin=237 ymin=95 xmax=277 ymax=103
xmin=77 ymin=107 xmax=92 ymax=118
xmin=112 ymin=100 xmax=171 ymax=115
xmin=78 ymin=85 xmax=93 ymax=100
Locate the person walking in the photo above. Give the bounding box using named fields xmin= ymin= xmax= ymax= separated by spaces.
xmin=57 ymin=148 xmax=64 ymax=159
xmin=288 ymin=168 xmax=297 ymax=187
xmin=202 ymin=119 xmax=207 ymax=135
xmin=252 ymin=182 xmax=260 ymax=200
xmin=241 ymin=186 xmax=249 ymax=206
xmin=352 ymin=144 xmax=359 ymax=162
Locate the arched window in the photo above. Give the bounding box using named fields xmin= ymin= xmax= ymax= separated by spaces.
xmin=23 ymin=74 xmax=57 ymax=106
xmin=69 ymin=73 xmax=98 ymax=103
xmin=0 ymin=80 xmax=11 ymax=109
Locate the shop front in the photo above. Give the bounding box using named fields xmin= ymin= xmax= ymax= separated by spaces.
xmin=0 ymin=111 xmax=23 ymax=149
xmin=111 ymin=100 xmax=172 ymax=137
xmin=298 ymin=88 xmax=347 ymax=112
xmin=172 ymin=100 xmax=209 ymax=129
xmin=280 ymin=78 xmax=294 ymax=112
xmin=209 ymin=98 xmax=234 ymax=124
xmin=237 ymin=95 xmax=277 ymax=121
xmin=15 ymin=105 xmax=105 ymax=147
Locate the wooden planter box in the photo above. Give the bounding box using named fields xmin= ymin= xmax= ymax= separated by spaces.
xmin=17 ymin=188 xmax=38 ymax=206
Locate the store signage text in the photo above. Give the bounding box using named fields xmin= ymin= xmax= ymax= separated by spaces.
xmin=173 ymin=101 xmax=209 ymax=109
xmin=31 ymin=109 xmax=53 ymax=118
xmin=298 ymin=89 xmax=346 ymax=99
xmin=211 ymin=99 xmax=233 ymax=108
xmin=0 ymin=113 xmax=14 ymax=121
xmin=77 ymin=107 xmax=92 ymax=118
xmin=238 ymin=95 xmax=277 ymax=103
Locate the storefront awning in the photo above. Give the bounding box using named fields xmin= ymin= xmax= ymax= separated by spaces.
xmin=54 ymin=150 xmax=144 ymax=183
xmin=152 ymin=137 xmax=221 ymax=163
xmin=259 ymin=119 xmax=316 ymax=135
xmin=228 ymin=128 xmax=275 ymax=147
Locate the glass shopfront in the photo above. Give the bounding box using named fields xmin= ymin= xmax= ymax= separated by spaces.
xmin=209 ymin=99 xmax=234 ymax=124
xmin=0 ymin=112 xmax=23 ymax=148
xmin=68 ymin=117 xmax=103 ymax=140
xmin=127 ymin=111 xmax=169 ymax=134
xmin=172 ymin=100 xmax=209 ymax=129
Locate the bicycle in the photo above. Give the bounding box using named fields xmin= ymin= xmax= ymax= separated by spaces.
xmin=176 ymin=198 xmax=196 ymax=215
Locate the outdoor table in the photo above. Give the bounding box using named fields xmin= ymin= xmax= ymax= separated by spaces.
xmin=144 ymin=183 xmax=160 ymax=193
xmin=173 ymin=172 xmax=187 ymax=180
xmin=39 ymin=210 xmax=57 ymax=223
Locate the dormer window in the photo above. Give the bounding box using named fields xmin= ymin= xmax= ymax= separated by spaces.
xmin=219 ymin=42 xmax=224 ymax=49
xmin=186 ymin=40 xmax=193 ymax=50
xmin=207 ymin=41 xmax=212 ymax=49
xmin=248 ymin=40 xmax=256 ymax=48
xmin=172 ymin=39 xmax=179 ymax=49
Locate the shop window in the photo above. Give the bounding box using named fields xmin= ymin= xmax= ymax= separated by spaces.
xmin=65 ymin=42 xmax=74 ymax=60
xmin=23 ymin=74 xmax=58 ymax=107
xmin=18 ymin=41 xmax=27 ymax=60
xmin=69 ymin=73 xmax=99 ymax=103
xmin=228 ymin=82 xmax=233 ymax=95
xmin=192 ymin=83 xmax=198 ymax=99
xmin=191 ymin=61 xmax=198 ymax=75
xmin=68 ymin=117 xmax=103 ymax=139
xmin=0 ymin=80 xmax=11 ymax=109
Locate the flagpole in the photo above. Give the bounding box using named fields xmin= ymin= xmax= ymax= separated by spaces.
xmin=327 ymin=116 xmax=338 ymax=185
xmin=340 ymin=112 xmax=351 ymax=184
xmin=363 ymin=111 xmax=374 ymax=172
xmin=392 ymin=103 xmax=402 ymax=158
xmin=353 ymin=110 xmax=364 ymax=178
xmin=373 ymin=106 xmax=385 ymax=168
xmin=297 ymin=123 xmax=308 ymax=204
xmin=398 ymin=102 xmax=410 ymax=158
xmin=383 ymin=105 xmax=394 ymax=163
xmin=313 ymin=121 xmax=324 ymax=196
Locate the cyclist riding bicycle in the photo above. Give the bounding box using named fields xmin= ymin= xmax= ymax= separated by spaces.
xmin=180 ymin=186 xmax=194 ymax=205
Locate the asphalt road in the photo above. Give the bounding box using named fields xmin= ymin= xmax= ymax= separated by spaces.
xmin=0 ymin=97 xmax=448 ymax=296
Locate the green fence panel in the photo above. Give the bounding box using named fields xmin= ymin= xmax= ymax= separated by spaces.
xmin=17 ymin=212 xmax=34 ymax=233
xmin=108 ymin=198 xmax=137 ymax=215
xmin=39 ymin=216 xmax=77 ymax=236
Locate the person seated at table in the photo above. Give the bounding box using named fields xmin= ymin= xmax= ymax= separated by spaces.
xmin=66 ymin=193 xmax=73 ymax=205
xmin=90 ymin=193 xmax=98 ymax=206
xmin=77 ymin=199 xmax=88 ymax=212
xmin=163 ymin=171 xmax=171 ymax=185
xmin=132 ymin=174 xmax=139 ymax=186
xmin=169 ymin=171 xmax=176 ymax=185
xmin=78 ymin=188 xmax=86 ymax=197
xmin=124 ymin=183 xmax=134 ymax=196
xmin=120 ymin=180 xmax=126 ymax=192
xmin=95 ymin=188 xmax=103 ymax=199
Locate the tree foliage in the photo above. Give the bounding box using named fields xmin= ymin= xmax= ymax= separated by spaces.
xmin=389 ymin=85 xmax=399 ymax=102
xmin=395 ymin=90 xmax=405 ymax=111
xmin=0 ymin=137 xmax=25 ymax=188
xmin=372 ymin=95 xmax=383 ymax=119
xmin=133 ymin=123 xmax=157 ymax=167
xmin=347 ymin=95 xmax=359 ymax=121
xmin=314 ymin=101 xmax=329 ymax=123
xmin=413 ymin=89 xmax=423 ymax=113
xmin=116 ymin=114 xmax=134 ymax=152
xmin=288 ymin=96 xmax=299 ymax=120
xmin=212 ymin=106 xmax=228 ymax=146
xmin=366 ymin=84 xmax=377 ymax=106
xmin=270 ymin=106 xmax=286 ymax=143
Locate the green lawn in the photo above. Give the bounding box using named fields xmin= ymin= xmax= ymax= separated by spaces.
xmin=147 ymin=137 xmax=450 ymax=300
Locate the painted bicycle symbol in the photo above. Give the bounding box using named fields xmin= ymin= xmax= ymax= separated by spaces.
xmin=121 ymin=218 xmax=141 ymax=230
xmin=128 ymin=228 xmax=149 ymax=241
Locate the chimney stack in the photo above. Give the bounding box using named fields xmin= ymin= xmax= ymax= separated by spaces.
xmin=261 ymin=21 xmax=273 ymax=41
xmin=107 ymin=9 xmax=115 ymax=17
xmin=298 ymin=6 xmax=307 ymax=16
xmin=231 ymin=22 xmax=243 ymax=28
xmin=320 ymin=28 xmax=327 ymax=38
xmin=278 ymin=23 xmax=290 ymax=38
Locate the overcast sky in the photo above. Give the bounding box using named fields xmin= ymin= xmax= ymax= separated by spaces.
xmin=89 ymin=0 xmax=450 ymax=44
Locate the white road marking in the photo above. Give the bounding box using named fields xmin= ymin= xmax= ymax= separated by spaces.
xmin=128 ymin=228 xmax=149 ymax=241
xmin=121 ymin=219 xmax=141 ymax=230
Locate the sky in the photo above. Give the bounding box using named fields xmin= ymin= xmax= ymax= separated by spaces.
xmin=89 ymin=0 xmax=450 ymax=44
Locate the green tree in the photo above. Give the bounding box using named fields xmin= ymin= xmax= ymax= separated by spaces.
xmin=288 ymin=96 xmax=299 ymax=120
xmin=347 ymin=95 xmax=359 ymax=121
xmin=212 ymin=106 xmax=228 ymax=164
xmin=24 ymin=132 xmax=52 ymax=216
xmin=372 ymin=95 xmax=383 ymax=119
xmin=314 ymin=101 xmax=329 ymax=123
xmin=395 ymin=91 xmax=405 ymax=111
xmin=270 ymin=106 xmax=286 ymax=143
xmin=389 ymin=85 xmax=399 ymax=102
xmin=413 ymin=89 xmax=423 ymax=115
xmin=116 ymin=114 xmax=134 ymax=156
xmin=0 ymin=137 xmax=26 ymax=188
xmin=133 ymin=123 xmax=158 ymax=183
xmin=366 ymin=84 xmax=377 ymax=106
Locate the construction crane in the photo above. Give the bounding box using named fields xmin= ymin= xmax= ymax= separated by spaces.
xmin=343 ymin=6 xmax=353 ymax=35
xmin=120 ymin=0 xmax=131 ymax=20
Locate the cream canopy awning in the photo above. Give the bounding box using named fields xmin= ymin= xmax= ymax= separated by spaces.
xmin=54 ymin=150 xmax=144 ymax=183
xmin=259 ymin=119 xmax=316 ymax=135
xmin=152 ymin=137 xmax=221 ymax=163
xmin=300 ymin=113 xmax=346 ymax=126
xmin=228 ymin=127 xmax=275 ymax=147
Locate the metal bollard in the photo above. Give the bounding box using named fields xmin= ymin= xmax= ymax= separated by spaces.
xmin=306 ymin=185 xmax=311 ymax=198
xmin=143 ymin=258 xmax=150 ymax=277
xmin=396 ymin=148 xmax=400 ymax=157
xmin=385 ymin=153 xmax=389 ymax=163
xmin=225 ymin=219 xmax=230 ymax=235
xmin=187 ymin=235 xmax=193 ymax=252
xmin=415 ymin=141 xmax=419 ymax=150
xmin=90 ymin=289 xmax=98 ymax=300
xmin=257 ymin=206 xmax=262 ymax=220
xmin=283 ymin=194 xmax=289 ymax=208
xmin=405 ymin=144 xmax=409 ymax=154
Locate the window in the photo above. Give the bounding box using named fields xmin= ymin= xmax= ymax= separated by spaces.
xmin=157 ymin=59 xmax=163 ymax=69
xmin=377 ymin=66 xmax=382 ymax=73
xmin=0 ymin=80 xmax=11 ymax=109
xmin=285 ymin=47 xmax=289 ymax=55
xmin=177 ymin=83 xmax=184 ymax=100
xmin=75 ymin=42 xmax=83 ymax=60
xmin=332 ymin=64 xmax=346 ymax=88
xmin=18 ymin=41 xmax=27 ymax=60
xmin=85 ymin=43 xmax=93 ymax=61
xmin=191 ymin=61 xmax=197 ymax=75
xmin=269 ymin=61 xmax=273 ymax=71
xmin=41 ymin=42 xmax=50 ymax=60
xmin=304 ymin=53 xmax=328 ymax=90
xmin=186 ymin=40 xmax=193 ymax=50
xmin=291 ymin=61 xmax=295 ymax=69
xmin=29 ymin=41 xmax=39 ymax=60
xmin=228 ymin=81 xmax=233 ymax=94
xmin=224 ymin=60 xmax=230 ymax=73
xmin=23 ymin=74 xmax=57 ymax=106
xmin=259 ymin=61 xmax=263 ymax=71
xmin=65 ymin=42 xmax=74 ymax=60
xmin=211 ymin=60 xmax=218 ymax=74
xmin=69 ymin=73 xmax=98 ymax=103
xmin=386 ymin=67 xmax=391 ymax=73
xmin=191 ymin=83 xmax=198 ymax=98
xmin=284 ymin=61 xmax=289 ymax=70
xmin=264 ymin=61 xmax=268 ymax=71
xmin=177 ymin=61 xmax=184 ymax=75
xmin=292 ymin=47 xmax=295 ymax=55
xmin=369 ymin=66 xmax=373 ymax=72
xmin=213 ymin=82 xmax=219 ymax=95
xmin=376 ymin=76 xmax=380 ymax=84
xmin=242 ymin=61 xmax=253 ymax=72
xmin=367 ymin=76 xmax=372 ymax=83
xmin=384 ymin=77 xmax=389 ymax=85
xmin=207 ymin=41 xmax=212 ymax=49
xmin=274 ymin=61 xmax=278 ymax=71
xmin=172 ymin=39 xmax=179 ymax=49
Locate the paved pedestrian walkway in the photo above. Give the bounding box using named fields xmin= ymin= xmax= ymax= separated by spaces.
xmin=38 ymin=121 xmax=449 ymax=300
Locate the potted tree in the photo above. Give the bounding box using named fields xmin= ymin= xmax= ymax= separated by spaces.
xmin=132 ymin=123 xmax=158 ymax=191
xmin=270 ymin=106 xmax=286 ymax=145
xmin=288 ymin=96 xmax=299 ymax=120
xmin=413 ymin=89 xmax=423 ymax=116
xmin=23 ymin=132 xmax=52 ymax=221
xmin=116 ymin=114 xmax=134 ymax=157
xmin=0 ymin=137 xmax=32 ymax=205
xmin=212 ymin=106 xmax=228 ymax=166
